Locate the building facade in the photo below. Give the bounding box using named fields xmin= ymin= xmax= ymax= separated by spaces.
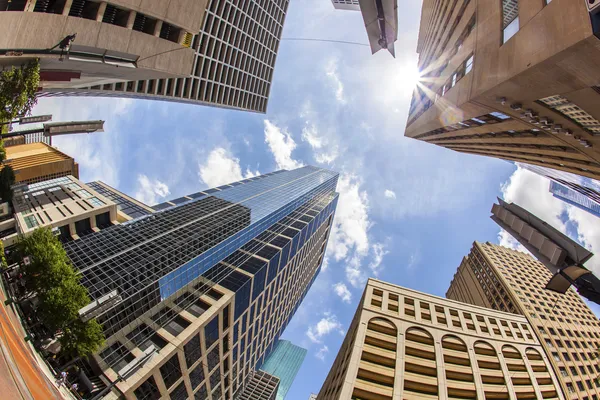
xmin=4 ymin=142 xmax=78 ymax=184
xmin=406 ymin=0 xmax=600 ymax=181
xmin=447 ymin=242 xmax=600 ymax=399
xmin=86 ymin=181 xmax=155 ymax=221
xmin=0 ymin=175 xmax=118 ymax=247
xmin=319 ymin=278 xmax=563 ymax=399
xmin=517 ymin=162 xmax=600 ymax=218
xmin=237 ymin=370 xmax=280 ymax=400
xmin=550 ymin=181 xmax=600 ymax=218
xmin=30 ymin=0 xmax=291 ymax=113
xmin=0 ymin=0 xmax=200 ymax=88
xmin=62 ymin=166 xmax=338 ymax=399
xmin=260 ymin=339 xmax=307 ymax=400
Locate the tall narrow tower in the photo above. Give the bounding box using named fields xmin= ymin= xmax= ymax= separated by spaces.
xmin=448 ymin=242 xmax=600 ymax=399
xmin=64 ymin=166 xmax=339 ymax=399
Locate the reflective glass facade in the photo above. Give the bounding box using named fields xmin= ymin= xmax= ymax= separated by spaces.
xmin=260 ymin=340 xmax=307 ymax=400
xmin=550 ymin=181 xmax=600 ymax=218
xmin=86 ymin=181 xmax=154 ymax=219
xmin=63 ymin=166 xmax=338 ymax=382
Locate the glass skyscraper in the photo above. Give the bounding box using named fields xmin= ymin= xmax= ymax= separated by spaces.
xmin=260 ymin=340 xmax=307 ymax=400
xmin=517 ymin=162 xmax=600 ymax=218
xmin=64 ymin=166 xmax=339 ymax=399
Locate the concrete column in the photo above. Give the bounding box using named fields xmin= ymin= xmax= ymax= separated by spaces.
xmin=96 ymin=2 xmax=107 ymax=22
xmin=496 ymin=346 xmax=518 ymax=400
xmin=520 ymin=346 xmax=544 ymax=399
xmin=24 ymin=0 xmax=36 ymax=12
xmin=466 ymin=338 xmax=486 ymax=400
xmin=154 ymin=20 xmax=163 ymax=37
xmin=392 ymin=322 xmax=405 ymax=400
xmin=126 ymin=11 xmax=136 ymax=29
xmin=61 ymin=0 xmax=73 ymax=15
xmin=434 ymin=331 xmax=448 ymax=400
xmin=381 ymin=291 xmax=389 ymax=314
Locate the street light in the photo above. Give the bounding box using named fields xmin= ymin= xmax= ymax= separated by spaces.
xmin=2 ymin=120 xmax=105 ymax=139
xmin=0 ymin=115 xmax=53 ymax=127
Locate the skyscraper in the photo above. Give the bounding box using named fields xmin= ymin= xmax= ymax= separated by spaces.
xmin=64 ymin=166 xmax=339 ymax=399
xmin=11 ymin=0 xmax=292 ymax=113
xmin=447 ymin=242 xmax=600 ymax=399
xmin=86 ymin=181 xmax=155 ymax=221
xmin=318 ymin=278 xmax=563 ymax=399
xmin=405 ymin=1 xmax=600 ymax=180
xmin=237 ymin=370 xmax=280 ymax=400
xmin=260 ymin=339 xmax=307 ymax=400
xmin=517 ymin=162 xmax=600 ymax=218
xmin=550 ymin=181 xmax=600 ymax=218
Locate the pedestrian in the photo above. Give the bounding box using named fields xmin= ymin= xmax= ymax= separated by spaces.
xmin=70 ymin=383 xmax=78 ymax=392
xmin=55 ymin=371 xmax=65 ymax=388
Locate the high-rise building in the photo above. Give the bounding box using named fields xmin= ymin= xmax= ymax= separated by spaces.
xmin=260 ymin=339 xmax=306 ymax=400
xmin=237 ymin=370 xmax=280 ymax=400
xmin=318 ymin=278 xmax=563 ymax=399
xmin=550 ymin=181 xmax=600 ymax=218
xmin=405 ymin=1 xmax=600 ymax=181
xmin=447 ymin=242 xmax=600 ymax=399
xmin=63 ymin=166 xmax=339 ymax=399
xmin=4 ymin=142 xmax=78 ymax=184
xmin=13 ymin=0 xmax=292 ymax=113
xmin=0 ymin=0 xmax=200 ymax=88
xmin=516 ymin=162 xmax=600 ymax=218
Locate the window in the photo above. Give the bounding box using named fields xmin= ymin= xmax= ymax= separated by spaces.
xmin=502 ymin=0 xmax=519 ymax=43
xmin=23 ymin=215 xmax=38 ymax=229
xmin=465 ymin=55 xmax=474 ymax=74
xmin=88 ymin=196 xmax=105 ymax=207
xmin=160 ymin=355 xmax=182 ymax=389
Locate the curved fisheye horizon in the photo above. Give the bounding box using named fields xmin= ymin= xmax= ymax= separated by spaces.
xmin=1 ymin=0 xmax=600 ymax=399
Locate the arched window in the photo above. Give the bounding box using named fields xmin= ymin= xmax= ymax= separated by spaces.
xmin=352 ymin=317 xmax=397 ymax=400
xmin=442 ymin=335 xmax=476 ymax=399
xmin=474 ymin=341 xmax=507 ymax=399
xmin=403 ymin=327 xmax=438 ymax=398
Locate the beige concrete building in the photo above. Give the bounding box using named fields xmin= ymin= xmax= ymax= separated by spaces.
xmin=6 ymin=0 xmax=292 ymax=113
xmin=4 ymin=142 xmax=78 ymax=184
xmin=318 ymin=278 xmax=563 ymax=400
xmin=238 ymin=370 xmax=280 ymax=400
xmin=0 ymin=175 xmax=118 ymax=246
xmin=406 ymin=0 xmax=600 ymax=181
xmin=0 ymin=0 xmax=201 ymax=87
xmin=448 ymin=242 xmax=600 ymax=399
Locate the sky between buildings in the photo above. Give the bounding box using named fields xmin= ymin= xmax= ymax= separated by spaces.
xmin=32 ymin=0 xmax=600 ymax=398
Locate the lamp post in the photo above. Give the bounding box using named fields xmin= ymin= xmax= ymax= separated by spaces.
xmin=3 ymin=120 xmax=104 ymax=139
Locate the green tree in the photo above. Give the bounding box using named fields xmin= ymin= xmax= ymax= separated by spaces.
xmin=0 ymin=140 xmax=6 ymax=163
xmin=60 ymin=319 xmax=105 ymax=359
xmin=0 ymin=165 xmax=15 ymax=203
xmin=0 ymin=60 xmax=40 ymax=122
xmin=17 ymin=228 xmax=105 ymax=358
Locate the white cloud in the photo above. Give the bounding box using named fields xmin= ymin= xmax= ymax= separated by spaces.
xmin=368 ymin=243 xmax=389 ymax=275
xmin=384 ymin=189 xmax=396 ymax=199
xmin=134 ymin=174 xmax=170 ymax=205
xmin=306 ymin=313 xmax=344 ymax=343
xmin=499 ymin=166 xmax=600 ymax=274
xmin=325 ymin=58 xmax=345 ymax=104
xmin=346 ymin=255 xmax=367 ymax=288
xmin=315 ymin=345 xmax=329 ymax=361
xmin=198 ymin=147 xmax=258 ymax=187
xmin=264 ymin=120 xmax=304 ymax=170
xmin=501 ymin=167 xmax=566 ymax=233
xmin=302 ymin=124 xmax=338 ymax=165
xmin=328 ymin=174 xmax=370 ymax=261
xmin=332 ymin=282 xmax=352 ymax=303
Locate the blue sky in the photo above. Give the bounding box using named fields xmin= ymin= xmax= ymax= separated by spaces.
xmin=32 ymin=0 xmax=600 ymax=398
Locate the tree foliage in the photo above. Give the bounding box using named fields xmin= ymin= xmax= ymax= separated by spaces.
xmin=17 ymin=228 xmax=105 ymax=358
xmin=0 ymin=60 xmax=40 ymax=122
xmin=0 ymin=165 xmax=15 ymax=203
